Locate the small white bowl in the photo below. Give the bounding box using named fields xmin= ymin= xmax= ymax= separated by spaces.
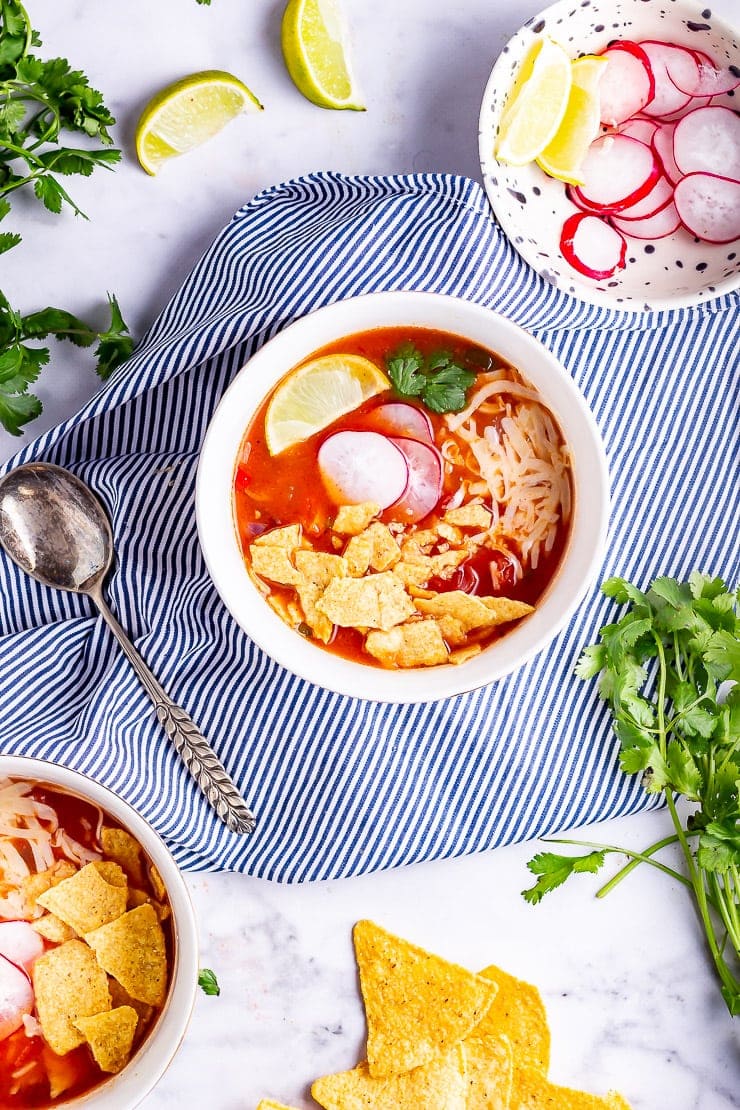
xmin=0 ymin=756 xmax=199 ymax=1110
xmin=196 ymin=291 xmax=609 ymax=703
xmin=479 ymin=0 xmax=740 ymax=311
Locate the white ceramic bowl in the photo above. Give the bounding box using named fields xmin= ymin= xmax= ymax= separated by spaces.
xmin=197 ymin=292 xmax=609 ymax=703
xmin=479 ymin=0 xmax=740 ymax=311
xmin=0 ymin=756 xmax=199 ymax=1110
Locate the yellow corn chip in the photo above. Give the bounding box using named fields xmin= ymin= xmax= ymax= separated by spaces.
xmin=365 ymin=619 xmax=448 ymax=668
xmin=256 ymin=1102 xmax=301 ymax=1110
xmin=253 ymin=524 xmax=302 ymax=549
xmin=32 ymin=913 xmax=77 ymax=944
xmin=511 ymin=1067 xmax=632 ymax=1109
xmin=73 ymin=1005 xmax=139 ymax=1074
xmin=312 ymin=1044 xmax=468 ymax=1109
xmin=36 ymin=861 xmax=128 ymax=935
xmin=22 ymin=860 xmax=77 ymax=916
xmin=317 ymin=573 xmax=415 ymax=632
xmin=101 ymin=827 xmax=144 ymax=884
xmin=294 ymin=549 xmax=347 ymax=587
xmin=92 ymin=860 xmax=127 ymax=887
xmin=148 ymin=865 xmax=167 ymax=902
xmin=353 ymin=920 xmax=497 ymax=1078
xmin=449 ymin=644 xmax=482 ymax=665
xmin=333 ymin=502 xmax=380 ymax=535
xmin=415 ymin=591 xmax=533 ymax=631
xmin=344 ymin=523 xmax=401 ymax=576
xmin=477 ymin=965 xmax=550 ymax=1073
xmin=444 ymin=505 xmax=493 ymax=530
xmin=250 ymin=545 xmax=302 ymax=586
xmin=126 ymin=887 xmax=170 ymax=920
xmin=32 ymin=939 xmax=111 ymax=1056
xmin=463 ymin=1034 xmax=513 ymax=1110
xmin=108 ymin=976 xmax=154 ymax=1026
xmin=85 ymin=903 xmax=167 ymax=1006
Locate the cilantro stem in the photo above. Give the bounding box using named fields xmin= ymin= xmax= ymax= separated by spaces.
xmin=595 ymin=832 xmax=682 ymax=897
xmin=542 ymin=836 xmax=691 ymax=892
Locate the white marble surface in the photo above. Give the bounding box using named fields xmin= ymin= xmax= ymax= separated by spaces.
xmin=2 ymin=1 xmax=738 ymax=1107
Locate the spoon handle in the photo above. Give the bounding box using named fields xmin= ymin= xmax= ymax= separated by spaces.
xmin=92 ymin=590 xmax=256 ymax=835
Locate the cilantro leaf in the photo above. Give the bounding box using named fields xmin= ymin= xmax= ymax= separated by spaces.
xmin=522 ymin=850 xmax=606 ymax=905
xmin=386 ymin=347 xmax=425 ymax=397
xmin=197 ymin=968 xmax=220 ymax=996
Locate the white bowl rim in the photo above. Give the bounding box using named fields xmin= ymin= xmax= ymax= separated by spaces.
xmin=0 ymin=755 xmax=199 ymax=1110
xmin=196 ymin=290 xmax=610 ymax=704
xmin=478 ymin=0 xmax=740 ymax=313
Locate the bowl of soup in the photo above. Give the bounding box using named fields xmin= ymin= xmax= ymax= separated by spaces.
xmin=196 ymin=291 xmax=609 ymax=703
xmin=0 ymin=756 xmax=198 ymax=1108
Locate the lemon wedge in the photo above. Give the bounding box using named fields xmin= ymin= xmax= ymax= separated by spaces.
xmin=281 ymin=0 xmax=365 ymax=111
xmin=495 ymin=38 xmax=572 ymax=166
xmin=265 ymin=354 xmax=389 ymax=455
xmin=536 ymin=55 xmax=607 ymax=184
xmin=135 ymin=71 xmax=263 ymax=175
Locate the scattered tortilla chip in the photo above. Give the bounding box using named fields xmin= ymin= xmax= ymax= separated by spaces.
xmin=101 ymin=827 xmax=144 ymax=884
xmin=345 ymin=523 xmax=401 ymax=576
xmin=250 ymin=545 xmax=301 ymax=586
xmin=73 ymin=1005 xmax=138 ymax=1074
xmin=85 ymin=904 xmax=167 ymax=1006
xmin=415 ymin=591 xmax=533 ymax=632
xmin=253 ymin=524 xmax=302 ymax=549
xmin=108 ymin=977 xmax=154 ymax=1025
xmin=333 ymin=502 xmax=380 ymax=535
xmin=463 ymin=1034 xmax=513 ymax=1110
xmin=126 ymin=887 xmax=170 ymax=921
xmin=22 ymin=860 xmax=77 ymax=915
xmin=312 ymin=1045 xmax=468 ymax=1110
xmin=449 ymin=644 xmax=482 ymax=665
xmin=37 ymin=861 xmax=128 ymax=935
xmin=294 ymin=549 xmax=347 ymax=588
xmin=476 ymin=965 xmax=550 ymax=1073
xmin=32 ymin=913 xmax=77 ymax=944
xmin=148 ymin=865 xmax=167 ymax=902
xmin=353 ymin=920 xmax=497 ymax=1078
xmin=317 ymin=573 xmax=415 ymax=632
xmin=92 ymin=860 xmax=127 ymax=887
xmin=296 ymin=581 xmax=334 ymax=643
xmin=510 ymin=1067 xmax=632 ymax=1109
xmin=445 ymin=505 xmax=493 ymax=530
xmin=393 ymin=558 xmax=435 ymax=588
xmin=436 ymin=522 xmax=464 ymax=544
xmin=481 ymin=596 xmax=535 ymax=622
xmin=365 ymin=620 xmax=448 ymax=668
xmin=32 ymin=939 xmax=111 ymax=1056
xmin=256 ymin=1102 xmax=301 ymax=1110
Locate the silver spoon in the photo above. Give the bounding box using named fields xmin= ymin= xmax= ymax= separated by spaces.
xmin=0 ymin=462 xmax=256 ymax=835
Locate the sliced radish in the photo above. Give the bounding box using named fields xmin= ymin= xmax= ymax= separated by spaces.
xmin=618 ymin=117 xmax=659 ymax=145
xmin=652 ymin=122 xmax=682 ymax=185
xmin=575 ymin=134 xmax=660 ymax=212
xmin=598 ymin=42 xmax=656 ymax=125
xmin=0 ymin=922 xmax=44 ymax=974
xmin=560 ymin=212 xmax=627 ymax=279
xmin=360 ymin=402 xmax=433 ymax=442
xmin=673 ymin=105 xmax=740 ymax=181
xmin=612 ymin=201 xmax=681 ymax=239
xmin=0 ymin=954 xmax=33 ymax=1042
xmin=387 ymin=438 xmax=443 ymax=524
xmin=566 ymin=183 xmax=604 ymax=214
xmin=674 ymin=173 xmax=740 ymax=243
xmin=318 ymin=431 xmax=408 ymax=510
xmin=639 ymin=42 xmax=699 ymax=117
xmin=617 ymin=174 xmax=674 ymax=220
xmin=658 ymin=94 xmax=714 ymax=122
xmin=670 ymin=54 xmax=740 ymax=97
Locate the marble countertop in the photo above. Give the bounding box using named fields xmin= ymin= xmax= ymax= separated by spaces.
xmin=1 ymin=1 xmax=738 ymax=1107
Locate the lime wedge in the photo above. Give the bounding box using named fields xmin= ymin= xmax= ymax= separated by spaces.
xmin=281 ymin=0 xmax=365 ymax=111
xmin=135 ymin=71 xmax=263 ymax=176
xmin=537 ymin=55 xmax=607 ymax=184
xmin=495 ymin=38 xmax=573 ymax=166
xmin=265 ymin=354 xmax=389 ymax=455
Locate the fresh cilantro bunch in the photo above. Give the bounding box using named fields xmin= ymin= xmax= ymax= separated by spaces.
xmin=386 ymin=343 xmax=476 ymax=414
xmin=523 ymin=573 xmax=740 ymax=1015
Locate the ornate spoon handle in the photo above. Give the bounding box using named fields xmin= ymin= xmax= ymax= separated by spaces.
xmin=92 ymin=588 xmax=256 ymax=835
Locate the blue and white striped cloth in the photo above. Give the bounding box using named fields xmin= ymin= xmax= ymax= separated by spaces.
xmin=0 ymin=173 xmax=737 ymax=880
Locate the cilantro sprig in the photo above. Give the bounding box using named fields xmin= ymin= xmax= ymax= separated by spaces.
xmin=197 ymin=968 xmax=220 ymax=996
xmin=523 ymin=572 xmax=740 ymax=1016
xmin=386 ymin=343 xmax=476 ymax=414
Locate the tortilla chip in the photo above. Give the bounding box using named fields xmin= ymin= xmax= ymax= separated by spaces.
xmin=481 ymin=596 xmax=535 ymax=622
xmin=148 ymin=865 xmax=167 ymax=902
xmin=126 ymin=887 xmax=170 ymax=920
xmin=333 ymin=502 xmax=380 ymax=535
xmin=476 ymin=965 xmax=550 ymax=1073
xmin=365 ymin=620 xmax=448 ymax=668
xmin=605 ymin=1097 xmax=632 ymax=1110
xmin=108 ymin=977 xmax=154 ymax=1025
xmin=22 ymin=860 xmax=77 ymax=916
xmin=449 ymin=644 xmax=482 ymax=665
xmin=436 ymin=522 xmax=464 ymax=545
xmin=345 ymin=523 xmax=401 ymax=576
xmin=393 ymin=558 xmax=435 ymax=588
xmin=253 ymin=524 xmax=302 ymax=549
xmin=32 ymin=939 xmax=111 ymax=1056
xmin=101 ymin=827 xmax=144 ymax=885
xmin=296 ymin=582 xmax=334 ymax=643
xmin=85 ymin=903 xmax=167 ymax=1006
xmin=294 ymin=549 xmax=347 ymax=588
xmin=256 ymin=1102 xmax=301 ymax=1110
xmin=250 ymin=545 xmax=301 ymax=586
xmin=463 ymin=1034 xmax=513 ymax=1110
xmin=92 ymin=860 xmax=127 ymax=887
xmin=510 ymin=1067 xmax=632 ymax=1109
xmin=32 ymin=913 xmax=77 ymax=944
xmin=73 ymin=1005 xmax=138 ymax=1074
xmin=436 ymin=613 xmax=468 ymax=647
xmin=312 ymin=1045 xmax=468 ymax=1109
xmin=317 ymin=573 xmax=415 ymax=631
xmin=353 ymin=920 xmax=497 ymax=1078
xmin=444 ymin=505 xmax=493 ymax=530
xmin=415 ymin=591 xmax=532 ymax=631
xmin=36 ymin=862 xmax=128 ymax=935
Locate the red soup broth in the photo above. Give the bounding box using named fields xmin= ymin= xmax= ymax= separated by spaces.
xmin=233 ymin=326 xmax=573 ymax=667
xmin=0 ymin=778 xmax=172 ymax=1108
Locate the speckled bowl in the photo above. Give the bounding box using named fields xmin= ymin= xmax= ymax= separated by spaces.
xmin=479 ymin=0 xmax=740 ymax=311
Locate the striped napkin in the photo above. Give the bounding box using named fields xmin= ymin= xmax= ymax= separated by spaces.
xmin=0 ymin=173 xmax=736 ymax=880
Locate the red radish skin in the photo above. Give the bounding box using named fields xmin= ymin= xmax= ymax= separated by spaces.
xmin=560 ymin=212 xmax=627 ymax=279
xmin=598 ymin=42 xmax=656 ymax=125
xmin=388 ymin=437 xmax=444 ymax=524
xmin=566 ymin=183 xmax=605 ymax=215
xmin=576 ymin=134 xmax=661 ymax=212
xmin=652 ymin=123 xmax=682 ymax=185
xmin=618 ymin=117 xmax=659 ymax=145
xmin=318 ymin=431 xmax=409 ymax=510
xmin=360 ymin=402 xmax=433 ymax=442
xmin=639 ymin=41 xmax=699 ymax=117
xmin=0 ymin=922 xmax=44 ymax=973
xmin=673 ymin=173 xmax=740 ymax=243
xmin=673 ymin=106 xmax=740 ymax=182
xmin=0 ymin=954 xmax=33 ymax=1042
xmin=612 ymin=201 xmax=681 ymax=240
xmin=616 ymin=174 xmax=674 ymax=220
xmin=670 ymin=53 xmax=740 ymax=97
